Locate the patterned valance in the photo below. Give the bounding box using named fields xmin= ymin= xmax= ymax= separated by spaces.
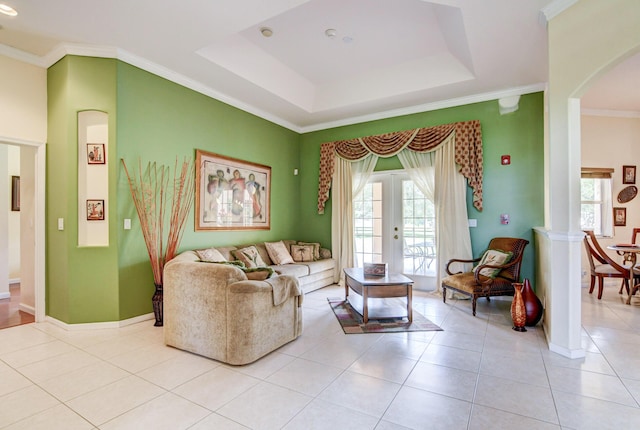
xmin=317 ymin=120 xmax=483 ymax=213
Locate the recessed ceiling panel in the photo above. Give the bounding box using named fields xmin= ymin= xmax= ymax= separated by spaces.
xmin=197 ymin=0 xmax=474 ymax=113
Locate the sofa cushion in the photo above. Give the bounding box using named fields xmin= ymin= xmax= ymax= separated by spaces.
xmin=283 ymin=240 xmax=297 ymax=253
xmin=265 ymin=241 xmax=294 ymax=265
xmin=271 ymin=264 xmax=310 ymax=278
xmin=290 ymin=244 xmax=314 ymax=262
xmin=297 ymin=242 xmax=321 ymax=260
xmin=195 ymin=247 xmax=227 ymax=262
xmin=233 ymin=246 xmax=267 ymax=268
xmin=214 ymin=246 xmax=238 ymax=261
xmin=304 ymin=259 xmax=335 ymax=275
xmin=244 ymin=267 xmax=275 ymax=280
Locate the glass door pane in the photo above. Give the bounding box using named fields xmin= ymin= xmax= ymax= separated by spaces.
xmin=353 ymin=173 xmax=436 ymax=290
xmin=353 ymin=181 xmax=383 ymax=267
xmin=402 ymin=179 xmax=436 ymax=278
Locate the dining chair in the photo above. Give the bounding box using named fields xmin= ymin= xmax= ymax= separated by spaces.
xmin=631 ymin=228 xmax=640 ymax=244
xmin=583 ymin=230 xmax=634 ymax=299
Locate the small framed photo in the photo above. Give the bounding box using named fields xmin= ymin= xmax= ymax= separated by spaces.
xmin=614 ymin=207 xmax=626 ymax=226
xmin=87 ymin=199 xmax=105 ymax=221
xmin=623 ymin=165 xmax=636 ymax=184
xmin=87 ymin=143 xmax=105 ymax=164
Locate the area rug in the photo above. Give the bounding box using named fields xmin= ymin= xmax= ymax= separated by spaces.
xmin=328 ymin=298 xmax=443 ymax=334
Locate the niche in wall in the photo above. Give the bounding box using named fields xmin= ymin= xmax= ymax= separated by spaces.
xmin=78 ymin=110 xmax=108 ymax=247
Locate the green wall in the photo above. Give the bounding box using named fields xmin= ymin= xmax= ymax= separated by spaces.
xmin=47 ymin=56 xmax=120 ymax=323
xmin=47 ymin=55 xmax=544 ymax=323
xmin=298 ymin=93 xmax=545 ymax=283
xmin=115 ymin=62 xmax=301 ymax=319
xmin=48 ymin=57 xmax=301 ymax=322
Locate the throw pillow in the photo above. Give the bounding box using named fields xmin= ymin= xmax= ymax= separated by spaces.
xmin=195 ymin=247 xmax=227 ymax=262
xmin=290 ymin=244 xmax=315 ymax=262
xmin=244 ymin=267 xmax=275 ymax=280
xmin=474 ymin=249 xmax=513 ymax=278
xmin=298 ymin=241 xmax=321 ymax=260
xmin=232 ymin=246 xmax=267 ymax=268
xmin=265 ymin=241 xmax=294 ymax=265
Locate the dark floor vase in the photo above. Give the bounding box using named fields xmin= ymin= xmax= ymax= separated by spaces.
xmin=522 ymin=278 xmax=543 ymax=326
xmin=152 ymin=284 xmax=163 ymax=327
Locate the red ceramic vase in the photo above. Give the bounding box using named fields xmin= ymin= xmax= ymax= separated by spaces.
xmin=522 ymin=278 xmax=543 ymax=326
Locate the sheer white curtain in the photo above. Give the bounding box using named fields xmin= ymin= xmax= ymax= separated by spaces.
xmin=397 ymin=150 xmax=436 ymax=200
xmin=601 ymin=178 xmax=613 ymax=237
xmin=398 ymin=134 xmax=472 ymax=291
xmin=331 ymin=154 xmax=378 ymax=284
xmin=434 ymin=134 xmax=473 ymax=291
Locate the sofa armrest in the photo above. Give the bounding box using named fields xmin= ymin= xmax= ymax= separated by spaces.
xmin=164 ymin=255 xmax=302 ymax=365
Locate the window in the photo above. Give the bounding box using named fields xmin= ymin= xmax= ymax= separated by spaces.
xmin=581 ymin=168 xmax=613 ymax=237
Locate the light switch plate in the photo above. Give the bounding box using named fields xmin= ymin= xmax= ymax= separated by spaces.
xmin=468 ymin=219 xmax=477 ymax=227
xmin=58 ymin=218 xmax=64 ymax=230
xmin=124 ymin=219 xmax=131 ymax=230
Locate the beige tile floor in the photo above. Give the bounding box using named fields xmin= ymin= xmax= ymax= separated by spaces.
xmin=1 ymin=283 xmax=640 ymax=429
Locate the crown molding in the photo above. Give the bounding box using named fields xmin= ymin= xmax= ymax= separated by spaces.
xmin=539 ymin=0 xmax=578 ymax=25
xmin=299 ymin=83 xmax=547 ymax=133
xmin=1 ymin=42 xmax=549 ymax=133
xmin=581 ymin=108 xmax=640 ymax=119
xmin=0 ymin=43 xmax=45 ymax=67
xmin=42 ymin=43 xmax=119 ymax=67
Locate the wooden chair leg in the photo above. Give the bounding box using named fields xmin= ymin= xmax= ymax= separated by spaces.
xmin=598 ymin=277 xmax=604 ymax=299
xmin=623 ymin=279 xmax=630 ymax=296
xmin=589 ymin=276 xmax=596 ymax=294
xmin=472 ymin=297 xmax=477 ymax=316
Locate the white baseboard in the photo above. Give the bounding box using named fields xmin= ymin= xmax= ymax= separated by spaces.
xmin=45 ymin=312 xmax=155 ymax=331
xmin=0 ymin=292 xmax=9 ymax=300
xmin=19 ymin=303 xmax=35 ymax=315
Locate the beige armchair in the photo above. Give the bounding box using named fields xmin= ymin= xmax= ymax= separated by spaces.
xmin=163 ymin=251 xmax=303 ymax=365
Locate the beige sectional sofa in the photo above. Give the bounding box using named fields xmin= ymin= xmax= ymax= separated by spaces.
xmin=162 ymin=240 xmax=335 ymax=365
xmin=212 ymin=240 xmax=337 ymax=293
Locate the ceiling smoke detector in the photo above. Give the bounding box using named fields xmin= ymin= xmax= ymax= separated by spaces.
xmin=260 ymin=27 xmax=273 ymax=38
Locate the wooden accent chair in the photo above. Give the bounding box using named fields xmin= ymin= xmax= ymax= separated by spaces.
xmin=441 ymin=237 xmax=529 ymax=316
xmin=583 ymin=230 xmax=633 ymax=299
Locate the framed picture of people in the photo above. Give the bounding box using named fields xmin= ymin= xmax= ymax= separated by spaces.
xmin=195 ymin=149 xmax=271 ymax=231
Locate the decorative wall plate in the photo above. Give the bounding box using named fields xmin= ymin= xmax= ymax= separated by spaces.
xmin=617 ymin=185 xmax=638 ymax=203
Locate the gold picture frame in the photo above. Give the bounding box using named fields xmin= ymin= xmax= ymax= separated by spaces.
xmin=195 ymin=149 xmax=270 ymax=231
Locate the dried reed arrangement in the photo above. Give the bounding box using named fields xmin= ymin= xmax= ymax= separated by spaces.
xmin=121 ymin=157 xmax=194 ymax=325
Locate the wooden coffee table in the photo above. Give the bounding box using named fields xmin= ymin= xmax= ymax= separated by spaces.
xmin=344 ymin=267 xmax=413 ymax=323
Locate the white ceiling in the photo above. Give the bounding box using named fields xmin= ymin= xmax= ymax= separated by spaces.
xmin=0 ymin=0 xmax=637 ymax=132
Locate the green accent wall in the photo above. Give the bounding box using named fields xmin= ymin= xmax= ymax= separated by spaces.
xmin=46 ymin=54 xmax=543 ymax=323
xmin=47 ymin=56 xmax=120 ymax=323
xmin=115 ymin=62 xmax=301 ymax=319
xmin=298 ymin=93 xmax=545 ymax=283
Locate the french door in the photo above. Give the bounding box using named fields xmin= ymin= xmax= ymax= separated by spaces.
xmin=353 ymin=172 xmax=436 ymax=290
